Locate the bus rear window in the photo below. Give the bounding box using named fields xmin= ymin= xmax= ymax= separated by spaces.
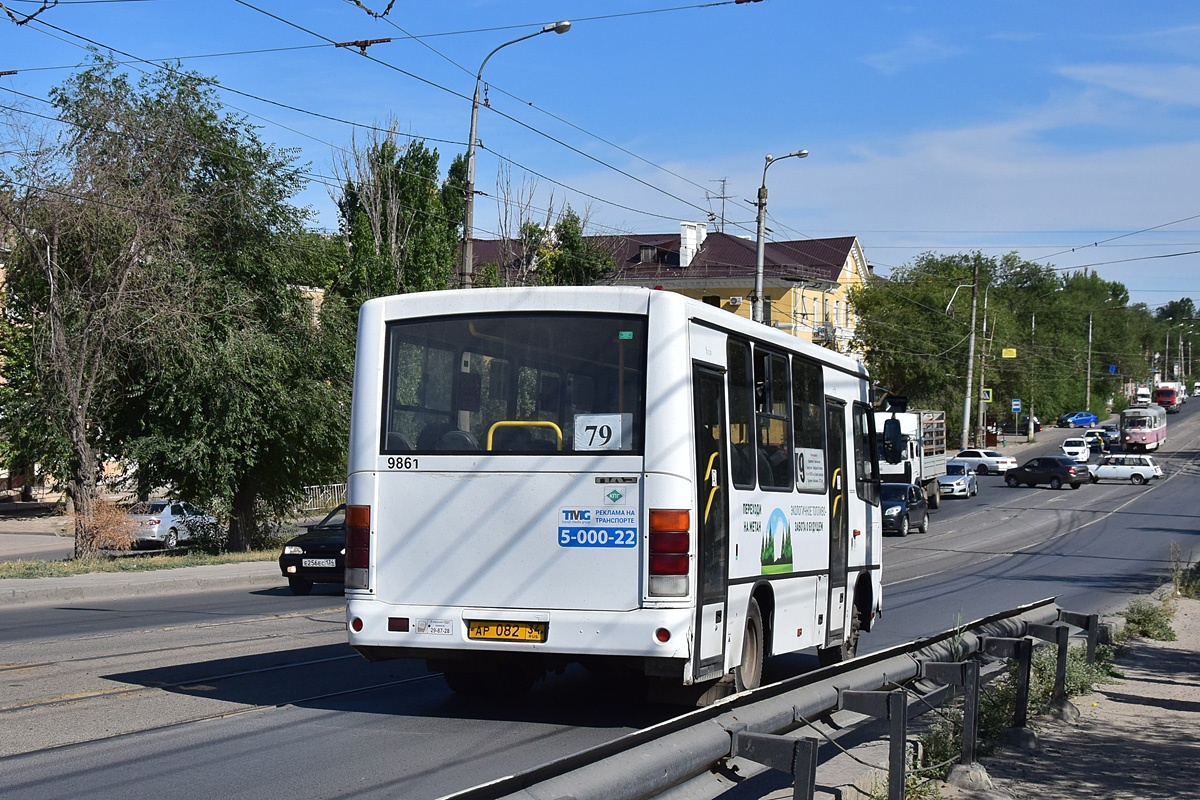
xmin=381 ymin=313 xmax=647 ymax=455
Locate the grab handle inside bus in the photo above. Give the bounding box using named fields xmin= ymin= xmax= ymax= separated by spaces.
xmin=486 ymin=420 xmax=564 ymax=451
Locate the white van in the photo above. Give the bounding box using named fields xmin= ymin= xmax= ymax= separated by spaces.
xmin=1134 ymin=387 xmax=1151 ymax=407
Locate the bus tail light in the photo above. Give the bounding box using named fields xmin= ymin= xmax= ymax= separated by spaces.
xmin=648 ymin=509 xmax=689 ymax=597
xmin=346 ymin=504 xmax=371 ymax=589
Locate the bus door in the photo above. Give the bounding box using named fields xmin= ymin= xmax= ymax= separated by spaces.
xmin=692 ymin=364 xmax=729 ymax=682
xmin=824 ymin=399 xmax=848 ymax=647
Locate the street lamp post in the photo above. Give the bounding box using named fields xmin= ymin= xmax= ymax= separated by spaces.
xmin=753 ymin=149 xmax=808 ymax=324
xmin=460 ymin=20 xmax=571 ymax=290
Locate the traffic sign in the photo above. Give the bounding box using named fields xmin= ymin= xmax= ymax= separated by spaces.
xmin=982 ymin=388 xmax=993 ymax=403
xmin=1012 ymin=399 xmax=1022 ymax=413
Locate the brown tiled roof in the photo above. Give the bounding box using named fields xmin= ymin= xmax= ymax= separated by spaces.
xmin=610 ymin=232 xmax=854 ymax=285
xmin=468 ymin=231 xmax=857 ymax=286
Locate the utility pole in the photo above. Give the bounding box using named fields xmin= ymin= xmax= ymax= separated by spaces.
xmin=1085 ymin=313 xmax=1093 ymax=412
xmin=975 ymin=295 xmax=991 ymax=448
xmin=960 ymin=261 xmax=980 ymax=451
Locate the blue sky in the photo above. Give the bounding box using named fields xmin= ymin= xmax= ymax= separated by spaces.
xmin=3 ymin=0 xmax=1199 ymax=309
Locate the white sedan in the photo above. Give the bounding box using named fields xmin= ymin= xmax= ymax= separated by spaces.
xmin=952 ymin=449 xmax=1019 ymax=476
xmin=1060 ymin=437 xmax=1091 ymax=463
xmin=1087 ymin=455 xmax=1163 ymax=485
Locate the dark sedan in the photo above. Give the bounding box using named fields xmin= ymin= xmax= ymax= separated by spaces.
xmin=1004 ymin=457 xmax=1088 ymax=489
xmin=279 ymin=504 xmax=345 ymax=594
xmin=881 ymin=482 xmax=929 ymax=536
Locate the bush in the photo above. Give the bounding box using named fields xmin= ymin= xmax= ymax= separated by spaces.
xmin=1120 ymin=597 xmax=1176 ymax=641
xmin=89 ymin=499 xmax=137 ymax=551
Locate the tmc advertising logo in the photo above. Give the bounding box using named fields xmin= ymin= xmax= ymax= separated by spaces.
xmin=561 ymin=509 xmax=592 ymax=522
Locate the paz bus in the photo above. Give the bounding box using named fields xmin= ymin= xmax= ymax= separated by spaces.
xmin=1121 ymin=404 xmax=1166 ymax=452
xmin=344 ymin=287 xmax=883 ymax=695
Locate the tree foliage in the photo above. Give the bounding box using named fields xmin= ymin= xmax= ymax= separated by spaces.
xmin=0 ymin=57 xmax=347 ymax=553
xmin=851 ymin=252 xmax=1173 ymax=438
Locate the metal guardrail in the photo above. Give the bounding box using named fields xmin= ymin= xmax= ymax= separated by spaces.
xmin=439 ymin=597 xmax=1068 ymax=800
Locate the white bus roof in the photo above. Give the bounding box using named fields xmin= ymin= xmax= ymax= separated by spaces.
xmin=360 ymin=286 xmax=869 ymax=377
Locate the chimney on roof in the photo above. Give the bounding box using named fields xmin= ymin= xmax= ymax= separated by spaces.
xmin=680 ymin=222 xmax=707 ymax=268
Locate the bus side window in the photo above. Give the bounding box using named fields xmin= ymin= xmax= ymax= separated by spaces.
xmin=791 ymin=355 xmax=826 ymax=491
xmin=754 ymin=349 xmax=792 ymax=490
xmin=727 ymin=339 xmax=756 ymax=490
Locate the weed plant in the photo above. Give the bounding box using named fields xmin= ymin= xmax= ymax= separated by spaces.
xmin=1170 ymin=542 xmax=1200 ymax=599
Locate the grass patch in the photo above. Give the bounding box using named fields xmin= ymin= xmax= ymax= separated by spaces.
xmin=0 ymin=550 xmax=276 ymax=579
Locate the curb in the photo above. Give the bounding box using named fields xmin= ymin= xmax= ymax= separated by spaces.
xmin=0 ymin=561 xmax=282 ymax=605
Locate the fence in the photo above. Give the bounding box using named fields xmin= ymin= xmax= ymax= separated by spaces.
xmin=438 ymin=597 xmax=1099 ymax=800
xmin=298 ymin=483 xmax=345 ymax=512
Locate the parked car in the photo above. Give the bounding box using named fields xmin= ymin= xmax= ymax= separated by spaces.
xmin=999 ymin=415 xmax=1041 ymax=433
xmin=937 ymin=462 xmax=979 ymax=498
xmin=952 ymin=449 xmax=1019 ymax=475
xmin=1101 ymin=423 xmax=1120 ymax=446
xmin=1057 ymin=411 xmax=1099 ymax=428
xmin=127 ymin=500 xmax=218 ymax=548
xmin=1087 ymin=454 xmax=1163 ymax=485
xmin=1004 ymin=457 xmax=1088 ymax=489
xmin=1060 ymin=437 xmax=1091 ymax=463
xmin=279 ymin=504 xmax=346 ymax=595
xmin=881 ymin=482 xmax=929 ymax=536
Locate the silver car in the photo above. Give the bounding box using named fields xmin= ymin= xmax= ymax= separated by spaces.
xmin=127 ymin=500 xmax=218 ymax=548
xmin=938 ymin=462 xmax=979 ymax=497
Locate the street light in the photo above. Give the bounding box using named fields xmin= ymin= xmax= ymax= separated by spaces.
xmin=753 ymin=149 xmax=808 ymax=324
xmin=460 ymin=20 xmax=571 ymax=290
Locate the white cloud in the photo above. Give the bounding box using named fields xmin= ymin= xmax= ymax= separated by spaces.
xmin=1059 ymin=63 xmax=1200 ymax=108
xmin=862 ymin=34 xmax=964 ymax=75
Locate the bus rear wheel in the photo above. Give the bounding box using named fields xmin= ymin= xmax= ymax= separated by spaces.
xmin=818 ymin=604 xmax=862 ymax=666
xmin=733 ymin=598 xmax=764 ymax=692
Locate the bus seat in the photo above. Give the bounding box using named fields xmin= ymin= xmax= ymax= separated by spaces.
xmin=491 ymin=427 xmax=532 ymax=452
xmin=417 ymin=421 xmax=456 ymax=450
xmin=437 ymin=430 xmax=479 ymax=450
xmin=386 ymin=431 xmax=414 ymax=451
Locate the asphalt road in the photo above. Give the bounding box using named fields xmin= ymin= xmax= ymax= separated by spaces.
xmin=2 ymin=404 xmax=1197 ymax=799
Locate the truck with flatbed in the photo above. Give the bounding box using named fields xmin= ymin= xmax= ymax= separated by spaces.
xmin=875 ymin=405 xmax=947 ymax=508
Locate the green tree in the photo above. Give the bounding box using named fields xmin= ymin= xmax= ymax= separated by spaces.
xmin=1 ymin=57 xmax=348 ymax=553
xmin=1 ymin=58 xmax=204 ymax=554
xmin=537 ymin=207 xmax=614 ymax=286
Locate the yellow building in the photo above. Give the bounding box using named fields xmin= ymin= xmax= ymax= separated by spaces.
xmin=604 ymin=224 xmax=872 ymax=352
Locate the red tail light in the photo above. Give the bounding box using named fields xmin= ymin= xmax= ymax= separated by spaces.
xmin=346 ymin=505 xmax=371 ymax=570
xmin=648 ymin=509 xmax=690 ymax=597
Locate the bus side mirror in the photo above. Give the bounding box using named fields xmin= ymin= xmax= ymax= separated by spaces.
xmin=882 ymin=418 xmax=903 ymax=464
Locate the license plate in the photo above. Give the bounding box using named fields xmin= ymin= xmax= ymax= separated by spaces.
xmin=467 ymin=621 xmax=547 ymax=642
xmin=301 ymin=558 xmax=337 ymax=568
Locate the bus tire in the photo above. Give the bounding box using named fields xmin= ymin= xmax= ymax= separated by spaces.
xmin=818 ymin=603 xmax=862 ymax=666
xmin=734 ymin=598 xmax=764 ymax=692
